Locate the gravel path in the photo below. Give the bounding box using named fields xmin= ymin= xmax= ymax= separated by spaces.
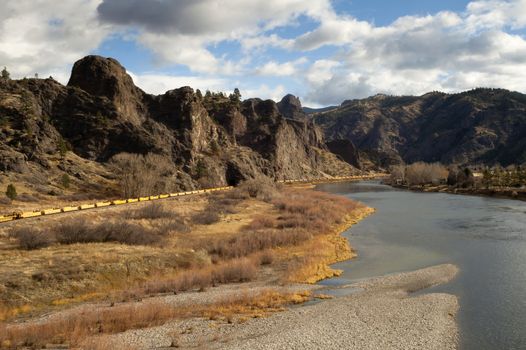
xmin=101 ymin=264 xmax=459 ymax=349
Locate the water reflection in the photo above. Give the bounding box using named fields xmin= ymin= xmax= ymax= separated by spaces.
xmin=316 ymin=181 xmax=526 ymax=350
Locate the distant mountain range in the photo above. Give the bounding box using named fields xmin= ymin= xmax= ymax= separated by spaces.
xmin=301 ymin=90 xmax=526 ymax=168
xmin=1 ymin=55 xmax=525 ymax=200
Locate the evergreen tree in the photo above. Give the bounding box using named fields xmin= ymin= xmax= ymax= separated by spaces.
xmin=6 ymin=184 xmax=17 ymax=200
xmin=1 ymin=67 xmax=10 ymax=80
xmin=229 ymin=88 xmax=242 ymax=107
xmin=61 ymin=174 xmax=71 ymax=189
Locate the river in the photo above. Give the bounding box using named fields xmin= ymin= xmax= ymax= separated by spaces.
xmin=316 ymin=181 xmax=526 ymax=350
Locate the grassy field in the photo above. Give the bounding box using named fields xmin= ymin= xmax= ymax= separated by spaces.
xmin=0 ymin=180 xmax=371 ymax=348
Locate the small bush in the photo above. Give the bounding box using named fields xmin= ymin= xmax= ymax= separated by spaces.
xmin=9 ymin=227 xmax=54 ymax=250
xmin=208 ymin=229 xmax=312 ymax=260
xmin=246 ymin=216 xmax=275 ymax=230
xmin=97 ymin=221 xmax=163 ymax=245
xmin=208 ymin=195 xmax=240 ymax=214
xmin=61 ymin=174 xmax=71 ymax=189
xmin=192 ymin=210 xmax=220 ymax=225
xmin=257 ymin=250 xmax=274 ymax=265
xmin=155 ymin=217 xmax=190 ymax=234
xmin=5 ymin=184 xmax=17 ymax=200
xmin=0 ymin=197 xmax=12 ymax=205
xmin=235 ymin=177 xmax=280 ymax=202
xmin=126 ymin=203 xmax=172 ymax=220
xmin=142 ymin=257 xmax=258 ymax=295
xmin=54 ymin=219 xmax=98 ymax=244
xmin=54 ymin=219 xmax=164 ymax=246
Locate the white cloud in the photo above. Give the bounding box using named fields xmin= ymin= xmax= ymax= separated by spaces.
xmin=255 ymin=57 xmax=308 ymax=76
xmin=0 ymin=0 xmax=109 ymax=82
xmin=3 ymin=0 xmax=526 ymax=106
xmin=97 ymin=0 xmax=331 ymax=74
xmin=243 ymin=84 xmax=287 ymax=102
xmin=297 ymin=0 xmax=526 ymax=104
xmin=128 ymin=72 xmax=228 ymax=95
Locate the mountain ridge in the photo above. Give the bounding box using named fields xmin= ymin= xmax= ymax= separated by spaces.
xmin=310 ymin=88 xmax=526 ymax=168
xmin=0 ymin=55 xmax=358 ymax=199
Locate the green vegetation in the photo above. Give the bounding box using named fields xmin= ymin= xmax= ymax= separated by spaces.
xmin=5 ymin=184 xmax=17 ymax=200
xmin=1 ymin=67 xmax=9 ymax=81
xmin=481 ymin=165 xmax=526 ymax=188
xmin=60 ymin=174 xmax=70 ymax=189
xmin=57 ymin=138 xmax=69 ymax=157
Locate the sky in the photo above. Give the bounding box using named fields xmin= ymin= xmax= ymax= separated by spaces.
xmin=2 ymin=0 xmax=526 ymax=107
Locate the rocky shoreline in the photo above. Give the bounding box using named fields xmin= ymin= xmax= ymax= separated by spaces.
xmin=100 ymin=264 xmax=459 ymax=349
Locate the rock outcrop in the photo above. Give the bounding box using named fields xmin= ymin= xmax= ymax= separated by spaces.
xmin=277 ymin=94 xmax=306 ymax=120
xmin=313 ymin=89 xmax=526 ymax=168
xmin=0 ymin=56 xmax=357 ymax=197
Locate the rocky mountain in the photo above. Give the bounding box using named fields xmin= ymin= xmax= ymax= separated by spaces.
xmin=312 ymin=90 xmax=526 ymax=168
xmin=0 ymin=56 xmax=357 ymax=198
xmin=277 ymin=94 xmax=306 ymax=120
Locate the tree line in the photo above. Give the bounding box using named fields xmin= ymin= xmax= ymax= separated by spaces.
xmin=390 ymin=162 xmax=526 ymax=189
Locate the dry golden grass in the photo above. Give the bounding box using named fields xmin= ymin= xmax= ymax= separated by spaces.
xmin=0 ymin=180 xmax=373 ymax=348
xmin=0 ymin=289 xmax=311 ymax=349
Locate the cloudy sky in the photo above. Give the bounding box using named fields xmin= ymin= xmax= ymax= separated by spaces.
xmin=2 ymin=0 xmax=526 ymax=106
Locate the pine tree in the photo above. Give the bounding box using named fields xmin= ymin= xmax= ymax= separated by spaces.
xmin=6 ymin=184 xmax=17 ymax=200
xmin=61 ymin=174 xmax=71 ymax=189
xmin=1 ymin=67 xmax=10 ymax=80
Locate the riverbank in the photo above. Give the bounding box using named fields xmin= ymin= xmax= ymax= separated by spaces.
xmin=88 ymin=264 xmax=459 ymax=349
xmin=390 ymin=183 xmax=526 ymax=201
xmin=0 ymin=182 xmax=374 ymax=348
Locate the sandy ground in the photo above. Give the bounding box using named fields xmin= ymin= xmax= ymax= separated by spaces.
xmin=98 ymin=264 xmax=459 ymax=350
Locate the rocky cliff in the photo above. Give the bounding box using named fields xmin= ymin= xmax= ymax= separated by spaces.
xmin=313 ymin=90 xmax=526 ymax=168
xmin=0 ymin=56 xmax=357 ymax=198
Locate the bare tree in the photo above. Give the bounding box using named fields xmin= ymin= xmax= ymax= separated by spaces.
xmin=405 ymin=162 xmax=448 ymax=185
xmin=110 ymin=153 xmax=174 ymax=197
xmin=389 ymin=164 xmax=406 ymax=184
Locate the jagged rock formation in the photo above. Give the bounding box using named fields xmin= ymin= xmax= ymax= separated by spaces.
xmin=313 ymin=90 xmax=526 ymax=168
xmin=0 ymin=56 xmax=357 ymax=197
xmin=277 ymin=94 xmax=306 ymax=120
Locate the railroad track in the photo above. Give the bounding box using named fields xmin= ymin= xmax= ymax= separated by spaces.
xmin=0 ymin=175 xmax=384 ymax=224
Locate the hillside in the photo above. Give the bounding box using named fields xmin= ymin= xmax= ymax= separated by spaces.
xmin=0 ymin=56 xmax=357 ymax=199
xmin=312 ymin=90 xmax=526 ymax=168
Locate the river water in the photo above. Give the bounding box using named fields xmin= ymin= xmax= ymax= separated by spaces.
xmin=316 ymin=181 xmax=526 ymax=350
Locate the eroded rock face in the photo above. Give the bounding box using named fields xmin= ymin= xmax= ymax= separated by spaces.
xmin=326 ymin=139 xmax=362 ymax=169
xmin=277 ymin=94 xmax=306 ymax=120
xmin=0 ymin=56 xmax=357 ymax=193
xmin=68 ymin=55 xmax=147 ymax=125
xmin=314 ymin=90 xmax=526 ymax=167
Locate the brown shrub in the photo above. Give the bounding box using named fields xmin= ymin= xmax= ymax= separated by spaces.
xmin=272 ymin=189 xmax=359 ymax=234
xmin=125 ymin=203 xmax=172 ymax=220
xmin=96 ymin=221 xmax=165 ymax=245
xmin=8 ymin=227 xmax=54 ymax=250
xmin=54 ymin=219 xmax=164 ymax=246
xmin=1 ymin=288 xmax=306 ymax=349
xmin=256 ymin=250 xmax=274 ymax=265
xmin=155 ymin=217 xmax=190 ymax=234
xmin=0 ymin=197 xmax=12 ymax=205
xmin=208 ymin=195 xmax=240 ymax=214
xmin=54 ymin=219 xmax=96 ymax=244
xmin=235 ymin=177 xmax=281 ymax=202
xmin=141 ymin=258 xmax=258 ymax=295
xmin=192 ymin=210 xmax=220 ymax=225
xmin=208 ymin=229 xmax=312 ymax=260
xmin=246 ymin=216 xmax=275 ymax=230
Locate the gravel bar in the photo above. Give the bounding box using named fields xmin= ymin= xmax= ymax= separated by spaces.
xmin=105 ymin=264 xmax=459 ymax=350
